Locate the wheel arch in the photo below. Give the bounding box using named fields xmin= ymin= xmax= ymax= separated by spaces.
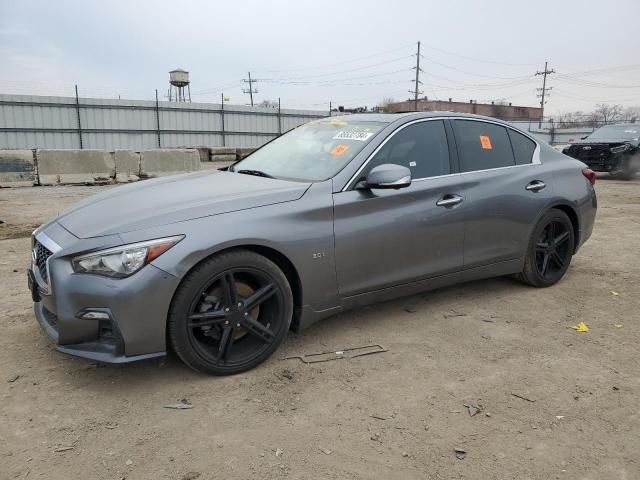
xmin=526 ymin=202 xmax=580 ymax=254
xmin=167 ymin=243 xmax=304 ymax=334
xmin=236 ymin=244 xmax=303 ymax=331
xmin=550 ymin=203 xmax=580 ymax=252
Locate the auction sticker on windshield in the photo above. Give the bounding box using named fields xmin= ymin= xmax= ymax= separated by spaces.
xmin=330 ymin=144 xmax=350 ymax=156
xmin=333 ymin=130 xmax=374 ymax=141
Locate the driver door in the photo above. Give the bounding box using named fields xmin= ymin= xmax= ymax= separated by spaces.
xmin=332 ymin=119 xmax=465 ymax=297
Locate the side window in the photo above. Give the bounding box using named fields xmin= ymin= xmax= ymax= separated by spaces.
xmin=452 ymin=120 xmax=515 ymax=172
xmin=508 ymin=129 xmax=536 ymax=165
xmin=366 ymin=120 xmax=450 ymax=179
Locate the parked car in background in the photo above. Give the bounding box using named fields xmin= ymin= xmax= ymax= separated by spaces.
xmin=29 ymin=112 xmax=597 ymax=375
xmin=562 ymin=124 xmax=640 ymax=179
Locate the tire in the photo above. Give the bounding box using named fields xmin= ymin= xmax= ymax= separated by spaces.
xmin=609 ymin=170 xmax=633 ymax=180
xmin=609 ymin=156 xmax=638 ymax=180
xmin=168 ymin=249 xmax=293 ymax=375
xmin=516 ymin=209 xmax=575 ymax=288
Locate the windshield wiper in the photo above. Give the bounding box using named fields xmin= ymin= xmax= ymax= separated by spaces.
xmin=236 ymin=169 xmax=275 ymax=179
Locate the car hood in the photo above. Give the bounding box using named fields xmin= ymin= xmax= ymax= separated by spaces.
xmin=55 ymin=170 xmax=311 ymax=238
xmin=572 ymin=138 xmax=639 ymax=146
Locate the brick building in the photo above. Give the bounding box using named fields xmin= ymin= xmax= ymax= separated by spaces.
xmin=386 ymin=99 xmax=542 ymax=121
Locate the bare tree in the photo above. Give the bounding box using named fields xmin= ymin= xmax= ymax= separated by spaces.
xmin=378 ymin=97 xmax=396 ymax=112
xmin=555 ymin=110 xmax=590 ymax=128
xmin=624 ymin=106 xmax=640 ymax=123
xmin=258 ymin=99 xmax=279 ymax=109
xmin=591 ymin=104 xmax=624 ymax=125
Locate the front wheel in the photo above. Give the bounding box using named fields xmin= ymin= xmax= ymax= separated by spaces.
xmin=168 ymin=250 xmax=293 ymax=375
xmin=610 ymin=155 xmax=639 ymax=180
xmin=516 ymin=209 xmax=575 ymax=287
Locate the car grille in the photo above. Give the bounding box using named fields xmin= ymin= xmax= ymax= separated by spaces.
xmin=34 ymin=240 xmax=53 ymax=282
xmin=566 ymin=144 xmax=612 ymax=162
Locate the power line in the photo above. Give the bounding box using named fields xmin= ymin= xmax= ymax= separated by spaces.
xmin=554 ymin=75 xmax=640 ymax=89
xmin=422 ymin=55 xmax=534 ymax=80
xmin=259 ymin=68 xmax=411 ymax=85
xmin=419 ymin=42 xmax=540 ymax=67
xmin=256 ymin=42 xmax=416 ymax=74
xmin=423 ymin=72 xmax=537 ymax=90
xmin=259 ymin=55 xmax=413 ymax=81
xmin=192 ymin=79 xmax=243 ymax=95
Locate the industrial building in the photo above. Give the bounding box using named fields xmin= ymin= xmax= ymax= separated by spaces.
xmin=387 ymin=99 xmax=542 ymax=121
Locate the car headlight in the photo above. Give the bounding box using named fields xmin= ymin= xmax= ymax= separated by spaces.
xmin=72 ymin=235 xmax=184 ymax=278
xmin=610 ymin=144 xmax=629 ymax=154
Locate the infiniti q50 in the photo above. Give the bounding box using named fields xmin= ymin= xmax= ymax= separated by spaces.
xmin=28 ymin=112 xmax=597 ymax=375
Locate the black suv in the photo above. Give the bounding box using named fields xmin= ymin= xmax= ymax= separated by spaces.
xmin=563 ymin=124 xmax=640 ymax=179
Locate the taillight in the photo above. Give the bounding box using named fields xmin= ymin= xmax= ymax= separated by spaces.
xmin=582 ymin=168 xmax=596 ymax=185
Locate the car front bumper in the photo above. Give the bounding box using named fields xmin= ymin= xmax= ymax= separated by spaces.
xmin=30 ymin=227 xmax=181 ymax=364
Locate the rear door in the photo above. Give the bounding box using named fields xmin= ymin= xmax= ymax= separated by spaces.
xmin=450 ymin=119 xmax=554 ymax=268
xmin=333 ymin=119 xmax=466 ymax=297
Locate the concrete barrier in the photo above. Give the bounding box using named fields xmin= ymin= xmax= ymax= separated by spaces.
xmin=194 ymin=146 xmax=211 ymax=163
xmin=238 ymin=147 xmax=256 ymax=159
xmin=210 ymin=147 xmax=237 ymax=156
xmin=37 ymin=149 xmax=115 ymax=185
xmin=139 ymin=149 xmax=200 ymax=178
xmin=209 ymin=147 xmax=237 ymax=163
xmin=0 ymin=150 xmax=36 ymax=187
xmin=113 ymin=150 xmax=141 ymax=183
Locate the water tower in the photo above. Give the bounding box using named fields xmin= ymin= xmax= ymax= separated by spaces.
xmin=169 ymin=68 xmax=191 ymax=102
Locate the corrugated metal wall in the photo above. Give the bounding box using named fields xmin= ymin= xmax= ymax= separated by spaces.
xmin=0 ymin=94 xmax=327 ymax=150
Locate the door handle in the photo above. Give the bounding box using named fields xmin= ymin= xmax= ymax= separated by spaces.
xmin=436 ymin=194 xmax=463 ymax=207
xmin=525 ymin=180 xmax=546 ymax=192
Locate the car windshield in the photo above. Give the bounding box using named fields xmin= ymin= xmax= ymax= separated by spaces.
xmin=587 ymin=125 xmax=640 ymax=141
xmin=231 ymin=119 xmax=386 ymax=182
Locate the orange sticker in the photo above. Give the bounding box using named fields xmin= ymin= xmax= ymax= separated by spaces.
xmin=330 ymin=144 xmax=350 ymax=156
xmin=479 ymin=135 xmax=492 ymax=150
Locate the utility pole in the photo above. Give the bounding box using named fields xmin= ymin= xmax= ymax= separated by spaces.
xmin=409 ymin=41 xmax=423 ymax=111
xmin=243 ymin=71 xmax=258 ymax=106
xmin=535 ymin=61 xmax=555 ymax=129
xmin=74 ymin=84 xmax=83 ymax=149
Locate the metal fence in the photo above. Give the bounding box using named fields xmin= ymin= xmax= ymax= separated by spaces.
xmin=506 ymin=120 xmax=594 ymax=145
xmin=2 ymin=92 xmax=624 ymax=150
xmin=0 ymin=93 xmax=328 ymax=150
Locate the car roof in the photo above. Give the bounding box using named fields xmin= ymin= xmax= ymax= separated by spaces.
xmin=329 ymin=111 xmax=516 ymax=126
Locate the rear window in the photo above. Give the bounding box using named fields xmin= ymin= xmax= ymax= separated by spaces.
xmin=452 ymin=120 xmax=515 ymax=172
xmin=508 ymin=129 xmax=536 ymax=165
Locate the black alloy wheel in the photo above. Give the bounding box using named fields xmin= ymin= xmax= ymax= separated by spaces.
xmin=517 ymin=209 xmax=575 ymax=287
xmin=168 ymin=250 xmax=293 ymax=375
xmin=534 ymin=220 xmax=572 ymax=281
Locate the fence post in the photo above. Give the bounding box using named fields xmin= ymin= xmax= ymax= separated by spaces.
xmin=155 ymin=89 xmax=161 ymax=148
xmin=74 ymin=85 xmax=83 ymax=149
xmin=221 ymin=93 xmax=226 ymax=147
xmin=277 ymin=97 xmax=282 ymax=136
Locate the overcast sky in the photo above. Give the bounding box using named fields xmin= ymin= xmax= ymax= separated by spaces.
xmin=1 ymin=0 xmax=639 ymax=115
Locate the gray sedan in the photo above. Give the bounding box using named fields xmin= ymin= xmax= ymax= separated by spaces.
xmin=29 ymin=112 xmax=597 ymax=375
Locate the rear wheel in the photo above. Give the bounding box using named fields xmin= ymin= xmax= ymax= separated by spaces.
xmin=516 ymin=209 xmax=575 ymax=287
xmin=168 ymin=250 xmax=293 ymax=375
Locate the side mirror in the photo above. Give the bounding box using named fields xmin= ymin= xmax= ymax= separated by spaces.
xmin=360 ymin=163 xmax=412 ymax=190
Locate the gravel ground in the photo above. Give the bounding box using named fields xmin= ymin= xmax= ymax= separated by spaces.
xmin=0 ymin=175 xmax=638 ymax=480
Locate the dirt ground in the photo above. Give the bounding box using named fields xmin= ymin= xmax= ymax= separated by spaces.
xmin=0 ymin=175 xmax=638 ymax=480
